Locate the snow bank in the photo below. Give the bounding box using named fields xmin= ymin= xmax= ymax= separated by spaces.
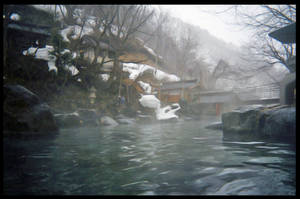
xmin=139 ymin=94 xmax=181 ymax=120
xmin=123 ymin=63 xmax=180 ymax=82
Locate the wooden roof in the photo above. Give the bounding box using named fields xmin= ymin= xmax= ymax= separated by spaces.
xmin=269 ymin=23 xmax=296 ymax=44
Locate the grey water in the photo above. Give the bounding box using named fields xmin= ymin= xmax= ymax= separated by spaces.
xmin=3 ymin=119 xmax=296 ymax=195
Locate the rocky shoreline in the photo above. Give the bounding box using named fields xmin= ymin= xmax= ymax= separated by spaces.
xmin=4 ymin=84 xmax=296 ymax=145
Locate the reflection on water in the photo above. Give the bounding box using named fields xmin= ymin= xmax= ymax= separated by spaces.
xmin=3 ymin=120 xmax=296 ymax=195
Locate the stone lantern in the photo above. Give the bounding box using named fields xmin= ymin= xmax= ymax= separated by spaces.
xmin=89 ymin=86 xmax=97 ymax=104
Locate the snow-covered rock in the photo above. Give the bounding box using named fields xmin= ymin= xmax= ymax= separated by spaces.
xmin=100 ymin=116 xmax=119 ymax=126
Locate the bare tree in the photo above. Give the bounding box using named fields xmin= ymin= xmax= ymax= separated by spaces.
xmin=231 ymin=5 xmax=296 ymax=68
xmin=103 ymin=5 xmax=155 ymax=82
xmin=174 ymin=25 xmax=200 ymax=79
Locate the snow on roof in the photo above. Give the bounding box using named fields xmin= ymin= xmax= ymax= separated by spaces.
xmin=138 ymin=81 xmax=152 ymax=94
xmin=122 ymin=62 xmax=180 ymax=82
xmin=23 ymin=45 xmax=79 ymax=75
xmin=135 ymin=37 xmax=164 ymax=62
xmin=123 ymin=63 xmax=153 ymax=80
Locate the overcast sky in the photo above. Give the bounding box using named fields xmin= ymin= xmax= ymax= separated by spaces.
xmin=157 ymin=5 xmax=255 ymax=47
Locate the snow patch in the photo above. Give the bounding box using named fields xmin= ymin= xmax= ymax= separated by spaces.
xmin=65 ymin=65 xmax=79 ymax=76
xmin=100 ymin=74 xmax=110 ymax=82
xmin=60 ymin=25 xmax=93 ymax=42
xmin=23 ymin=45 xmax=57 ymax=74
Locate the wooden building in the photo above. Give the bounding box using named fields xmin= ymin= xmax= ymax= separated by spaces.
xmin=159 ymin=80 xmax=198 ymax=104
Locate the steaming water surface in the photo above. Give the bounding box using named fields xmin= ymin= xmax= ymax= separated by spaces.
xmin=3 ymin=119 xmax=295 ymax=195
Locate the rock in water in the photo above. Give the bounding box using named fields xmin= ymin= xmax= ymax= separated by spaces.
xmin=222 ymin=104 xmax=295 ymax=143
xmin=100 ymin=116 xmax=119 ymax=126
xmin=262 ymin=106 xmax=295 ymax=140
xmin=222 ymin=105 xmax=264 ymax=138
xmin=54 ymin=112 xmax=81 ymax=128
xmin=3 ymin=84 xmax=58 ymax=135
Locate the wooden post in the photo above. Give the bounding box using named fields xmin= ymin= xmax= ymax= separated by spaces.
xmin=216 ymin=103 xmax=220 ymax=116
xmin=126 ymin=85 xmax=129 ymax=104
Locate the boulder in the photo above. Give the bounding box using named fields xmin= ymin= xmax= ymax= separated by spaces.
xmin=221 ymin=104 xmax=295 ymax=142
xmin=261 ymin=106 xmax=295 ymax=141
xmin=115 ymin=114 xmax=136 ymax=125
xmin=3 ymin=84 xmax=58 ymax=135
xmin=222 ymin=105 xmax=264 ymax=138
xmin=54 ymin=112 xmax=81 ymax=128
xmin=100 ymin=116 xmax=118 ymax=126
